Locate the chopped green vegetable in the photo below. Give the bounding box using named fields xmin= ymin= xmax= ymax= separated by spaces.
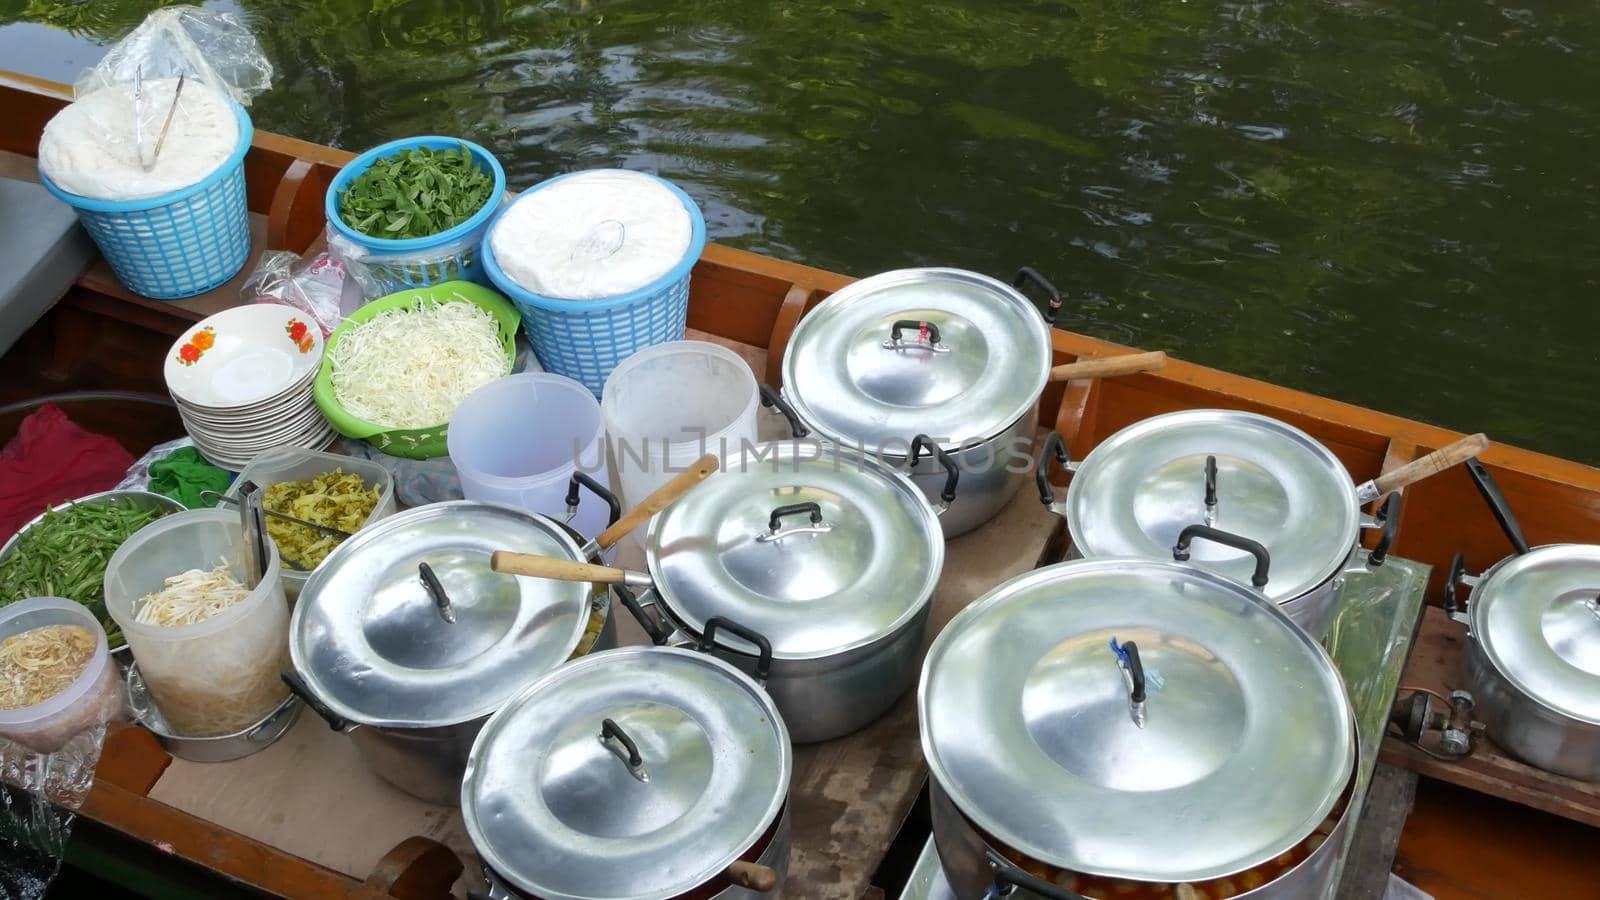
xmin=338 ymin=143 xmax=494 ymax=240
xmin=0 ymin=499 xmax=172 ymax=647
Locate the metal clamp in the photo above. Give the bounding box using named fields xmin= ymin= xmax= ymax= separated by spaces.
xmin=882 ymin=319 xmax=949 ymax=352
xmin=600 ymin=718 xmax=650 ymax=783
xmin=758 ymin=502 xmax=832 ymax=542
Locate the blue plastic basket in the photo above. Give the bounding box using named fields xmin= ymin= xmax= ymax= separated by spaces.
xmin=325 ymin=136 xmax=507 ymax=294
xmin=39 ymin=102 xmax=254 ymax=301
xmin=481 ymin=171 xmax=707 ymax=396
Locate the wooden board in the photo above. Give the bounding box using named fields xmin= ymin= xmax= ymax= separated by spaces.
xmin=1379 ymin=606 xmax=1600 ymax=828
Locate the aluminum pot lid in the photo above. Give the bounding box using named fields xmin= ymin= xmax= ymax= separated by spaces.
xmin=1065 ymin=409 xmax=1360 ymax=603
xmin=645 ymin=443 xmax=943 ymax=660
xmin=780 ymin=268 xmax=1052 ymax=451
xmin=461 ymin=646 xmax=791 ymax=900
xmin=1471 ymin=544 xmax=1600 ymax=725
xmin=920 ymin=558 xmax=1353 ymax=883
xmin=291 ymin=502 xmax=591 ymax=728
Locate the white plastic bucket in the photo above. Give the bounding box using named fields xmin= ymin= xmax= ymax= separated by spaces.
xmin=601 ymin=341 xmax=759 ymax=513
xmin=448 ymin=373 xmax=614 ymax=538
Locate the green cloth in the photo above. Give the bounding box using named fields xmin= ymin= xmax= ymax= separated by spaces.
xmin=148 ymin=446 xmax=232 ymax=509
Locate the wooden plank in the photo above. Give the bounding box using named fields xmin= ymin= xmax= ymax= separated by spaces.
xmin=1335 ymin=763 xmax=1418 ymax=900
xmin=1380 ymin=607 xmax=1600 ymax=828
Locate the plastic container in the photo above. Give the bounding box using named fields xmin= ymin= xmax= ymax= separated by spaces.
xmin=481 ymin=171 xmax=707 ymax=396
xmin=447 ymin=373 xmax=614 ymax=538
xmin=0 ymin=597 xmax=123 ymax=753
xmin=224 ymin=446 xmax=398 ymax=600
xmin=325 ymin=136 xmax=507 ymax=293
xmin=601 ymin=341 xmax=757 ymax=511
xmin=38 ymin=101 xmax=254 ymax=301
xmin=103 ymin=509 xmax=290 ymax=737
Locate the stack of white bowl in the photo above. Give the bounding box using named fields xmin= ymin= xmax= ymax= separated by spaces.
xmin=162 ymin=304 xmax=333 ymax=470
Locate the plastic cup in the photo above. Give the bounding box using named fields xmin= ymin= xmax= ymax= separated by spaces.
xmin=104 ymin=509 xmax=289 ymax=737
xmin=0 ymin=597 xmax=121 ymax=753
xmin=448 ymin=373 xmax=614 ymax=539
xmin=601 ymin=341 xmax=759 ymax=512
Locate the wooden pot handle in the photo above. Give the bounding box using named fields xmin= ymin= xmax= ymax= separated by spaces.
xmin=595 ymin=453 xmax=719 ymax=550
xmin=1372 ymin=433 xmax=1489 ymax=495
xmin=1049 ymin=350 xmax=1167 ymax=383
xmin=724 ymin=861 xmax=779 ymax=893
xmin=491 ymin=551 xmax=632 ymax=584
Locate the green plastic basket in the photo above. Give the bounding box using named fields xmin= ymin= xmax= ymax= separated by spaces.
xmin=314 ymin=281 xmax=520 ymax=459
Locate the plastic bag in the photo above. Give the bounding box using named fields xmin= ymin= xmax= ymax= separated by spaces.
xmin=73 ymin=7 xmax=272 ymax=106
xmin=0 ymin=713 xmax=124 ymax=897
xmin=324 ymin=195 xmax=507 ymax=301
xmin=242 ymin=251 xmax=361 ymax=336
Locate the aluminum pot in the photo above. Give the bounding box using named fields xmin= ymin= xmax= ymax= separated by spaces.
xmin=492 ymin=441 xmax=949 ymax=743
xmin=778 ymin=267 xmax=1061 ymax=537
xmin=920 ymin=558 xmax=1358 ymax=899
xmin=460 ymin=643 xmax=792 ymax=900
xmin=1440 ymin=459 xmax=1600 ymax=780
xmin=285 ymin=502 xmax=598 ymax=805
xmin=1035 ymin=412 xmax=1485 ymax=640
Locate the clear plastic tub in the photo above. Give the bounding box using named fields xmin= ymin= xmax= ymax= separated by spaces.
xmin=601 ymin=341 xmax=757 ymax=511
xmin=0 ymin=597 xmax=123 ymax=753
xmin=447 ymin=373 xmax=614 ymax=538
xmin=225 ymin=446 xmax=397 ymax=599
xmin=103 ymin=509 xmax=289 ymax=737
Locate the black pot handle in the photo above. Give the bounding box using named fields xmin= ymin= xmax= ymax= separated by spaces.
xmin=566 ymin=471 xmax=622 ymax=527
xmin=613 ymin=582 xmax=671 ymax=645
xmin=1173 ymin=524 xmax=1270 ymax=588
xmin=700 ymin=615 xmax=774 ymax=683
xmin=1035 ymin=431 xmax=1070 ymax=505
xmin=281 ymin=671 xmax=350 ymax=733
xmin=888 ymin=319 xmax=944 ymax=348
xmin=1204 ymin=455 xmax=1219 ymax=511
xmin=911 ymin=433 xmax=960 ymax=504
xmin=1443 ymin=552 xmax=1468 ymax=617
xmin=1369 ymin=492 xmax=1402 ymax=567
xmin=600 ymin=717 xmax=643 ymax=768
xmin=1464 ymin=458 xmax=1530 ymax=556
xmin=985 ymin=849 xmax=1089 ymax=900
xmin=1012 ymin=267 xmax=1064 ymax=325
xmin=418 ymin=562 xmax=457 ymax=625
xmin=768 ymin=502 xmax=823 ymax=532
xmin=758 ymin=384 xmax=810 ymax=438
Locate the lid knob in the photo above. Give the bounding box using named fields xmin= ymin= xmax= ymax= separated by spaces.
xmin=759 ymin=502 xmax=832 ymax=543
xmin=417 ymin=562 xmax=457 ymax=625
xmin=1111 ymin=638 xmax=1148 ymax=729
xmin=1203 ymin=455 xmax=1219 ymax=526
xmin=599 ymin=717 xmax=650 ymax=783
xmin=882 ymin=319 xmax=949 ymax=353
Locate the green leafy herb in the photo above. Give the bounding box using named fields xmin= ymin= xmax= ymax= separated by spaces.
xmin=338 ymin=143 xmax=494 ymax=241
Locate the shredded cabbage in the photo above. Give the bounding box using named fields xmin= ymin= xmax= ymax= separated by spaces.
xmin=330 ymin=296 xmax=510 ymax=429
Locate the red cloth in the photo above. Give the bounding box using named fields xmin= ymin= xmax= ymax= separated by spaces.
xmin=0 ymin=403 xmax=133 ymax=544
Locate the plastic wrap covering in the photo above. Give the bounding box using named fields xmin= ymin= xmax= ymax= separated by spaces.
xmin=73 ymin=7 xmax=272 ymax=106
xmin=243 ymin=251 xmax=362 ymax=337
xmin=0 ymin=722 xmax=119 ymax=897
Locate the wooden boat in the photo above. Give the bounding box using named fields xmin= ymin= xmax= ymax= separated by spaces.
xmin=2 ymin=69 xmax=1598 ymax=900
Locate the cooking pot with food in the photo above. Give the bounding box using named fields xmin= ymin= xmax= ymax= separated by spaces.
xmin=920 ymin=558 xmax=1358 ymax=899
xmin=1036 ymin=410 xmax=1484 ymax=639
xmin=461 ymin=637 xmax=792 ymax=899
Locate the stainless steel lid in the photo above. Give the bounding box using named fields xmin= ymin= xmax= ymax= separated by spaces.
xmin=461 ymin=646 xmax=791 ymax=900
xmin=291 ymin=502 xmax=591 ymax=728
xmin=1471 ymin=544 xmax=1600 ymax=725
xmin=1065 ymin=409 xmax=1359 ymax=603
xmin=920 ymin=558 xmax=1353 ymax=883
xmin=780 ymin=268 xmax=1052 ymax=451
xmin=646 ymin=443 xmax=943 ymax=660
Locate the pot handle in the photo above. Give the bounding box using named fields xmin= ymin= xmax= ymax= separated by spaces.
xmin=595 ymin=453 xmax=720 ymax=551
xmin=1012 ymin=267 xmax=1064 ymax=325
xmin=884 ymin=319 xmax=948 ymax=351
xmin=1368 ymin=492 xmax=1402 ymax=567
xmin=1033 ymin=431 xmax=1074 ymax=509
xmin=984 ymin=849 xmax=1090 ymax=900
xmin=614 ymin=583 xmax=672 ymax=646
xmin=1173 ymin=524 xmax=1270 ymax=589
xmin=760 ymin=502 xmax=832 ymax=542
xmin=700 ymin=616 xmax=774 ymax=684
xmin=911 ymin=434 xmax=960 ymax=506
xmin=1464 ymin=458 xmax=1531 ymax=556
xmin=418 ymin=562 xmax=457 ymax=625
xmin=281 ymin=671 xmax=355 ymax=734
xmin=1047 ymin=351 xmax=1167 ymax=384
xmin=566 ymin=471 xmax=622 ymax=528
xmin=758 ymin=384 xmax=810 ymax=438
xmin=1443 ymin=552 xmax=1469 ymax=619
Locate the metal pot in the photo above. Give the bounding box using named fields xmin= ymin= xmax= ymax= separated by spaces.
xmin=920 ymin=558 xmax=1358 ymax=899
xmin=127 ymin=662 xmax=302 ymax=763
xmin=492 ymin=441 xmax=949 ymax=743
xmin=1440 ymin=460 xmax=1600 ymax=780
xmin=285 ymin=502 xmax=598 ymax=805
xmin=778 ymin=267 xmax=1060 ymax=537
xmin=1035 ymin=411 xmax=1485 ymax=640
xmin=460 ymin=643 xmax=792 ymax=899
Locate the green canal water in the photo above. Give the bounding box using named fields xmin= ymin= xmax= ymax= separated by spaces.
xmin=4 ymin=1 xmax=1599 ymax=463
